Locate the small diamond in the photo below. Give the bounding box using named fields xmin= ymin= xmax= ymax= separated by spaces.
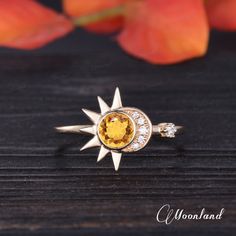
xmin=132 ymin=112 xmax=139 ymax=119
xmin=139 ymin=126 xmax=148 ymax=135
xmin=138 ymin=136 xmax=145 ymax=144
xmin=132 ymin=143 xmax=140 ymax=149
xmin=161 ymin=123 xmax=177 ymax=138
xmin=137 ymin=118 xmax=144 ymax=125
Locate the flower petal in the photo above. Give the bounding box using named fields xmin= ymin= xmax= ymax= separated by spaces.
xmin=206 ymin=0 xmax=236 ymax=31
xmin=0 ymin=0 xmax=74 ymax=50
xmin=117 ymin=0 xmax=209 ymax=64
xmin=63 ymin=0 xmax=126 ymax=33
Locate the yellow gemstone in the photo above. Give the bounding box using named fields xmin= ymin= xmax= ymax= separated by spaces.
xmin=98 ymin=112 xmax=134 ymax=149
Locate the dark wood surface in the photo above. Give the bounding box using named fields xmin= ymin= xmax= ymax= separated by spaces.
xmin=0 ymin=13 xmax=235 ymax=235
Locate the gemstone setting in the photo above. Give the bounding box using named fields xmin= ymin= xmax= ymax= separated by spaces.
xmin=98 ymin=112 xmax=135 ymax=149
xmin=158 ymin=123 xmax=177 ymax=138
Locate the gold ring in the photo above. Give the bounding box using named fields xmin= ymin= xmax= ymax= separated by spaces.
xmin=55 ymin=88 xmax=183 ymax=171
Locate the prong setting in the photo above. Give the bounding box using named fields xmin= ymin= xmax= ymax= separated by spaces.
xmin=157 ymin=123 xmax=177 ymax=138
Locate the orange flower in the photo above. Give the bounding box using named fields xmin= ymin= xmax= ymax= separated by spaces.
xmin=206 ymin=0 xmax=236 ymax=31
xmin=64 ymin=0 xmax=210 ymax=64
xmin=0 ymin=0 xmax=236 ymax=64
xmin=0 ymin=0 xmax=73 ymax=49
xmin=63 ymin=0 xmax=127 ymax=33
xmin=63 ymin=0 xmax=236 ymax=64
xmin=117 ymin=0 xmax=209 ymax=64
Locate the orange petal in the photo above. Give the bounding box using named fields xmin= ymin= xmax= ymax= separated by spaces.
xmin=117 ymin=0 xmax=209 ymax=64
xmin=0 ymin=0 xmax=74 ymax=50
xmin=206 ymin=0 xmax=236 ymax=31
xmin=63 ymin=0 xmax=126 ymax=33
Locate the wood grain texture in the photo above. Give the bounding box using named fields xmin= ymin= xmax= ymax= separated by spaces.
xmin=0 ymin=24 xmax=235 ymax=235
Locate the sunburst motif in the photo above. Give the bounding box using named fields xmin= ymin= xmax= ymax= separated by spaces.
xmin=79 ymin=88 xmax=125 ymax=171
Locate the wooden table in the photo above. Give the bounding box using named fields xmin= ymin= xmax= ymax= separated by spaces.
xmin=0 ymin=25 xmax=235 ymax=235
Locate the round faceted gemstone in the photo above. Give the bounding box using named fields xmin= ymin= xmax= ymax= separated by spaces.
xmin=98 ymin=112 xmax=134 ymax=149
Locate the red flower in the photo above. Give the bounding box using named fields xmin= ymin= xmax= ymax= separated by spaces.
xmin=0 ymin=0 xmax=73 ymax=49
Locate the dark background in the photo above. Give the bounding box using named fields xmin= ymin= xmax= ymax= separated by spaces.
xmin=0 ymin=1 xmax=235 ymax=235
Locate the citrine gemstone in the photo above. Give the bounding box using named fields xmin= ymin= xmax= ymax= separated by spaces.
xmin=98 ymin=112 xmax=134 ymax=149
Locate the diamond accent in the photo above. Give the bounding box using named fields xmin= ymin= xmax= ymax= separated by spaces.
xmin=160 ymin=123 xmax=177 ymax=138
xmin=139 ymin=126 xmax=148 ymax=135
xmin=137 ymin=118 xmax=144 ymax=125
xmin=132 ymin=143 xmax=140 ymax=150
xmin=138 ymin=136 xmax=145 ymax=144
xmin=132 ymin=112 xmax=139 ymax=119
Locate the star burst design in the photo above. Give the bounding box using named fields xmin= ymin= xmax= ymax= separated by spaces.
xmin=79 ymin=88 xmax=124 ymax=171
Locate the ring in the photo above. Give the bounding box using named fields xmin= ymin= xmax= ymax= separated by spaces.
xmin=55 ymin=88 xmax=183 ymax=171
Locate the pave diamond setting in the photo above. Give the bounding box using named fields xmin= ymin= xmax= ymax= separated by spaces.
xmin=122 ymin=108 xmax=152 ymax=152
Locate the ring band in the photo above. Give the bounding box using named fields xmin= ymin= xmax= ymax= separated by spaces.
xmin=55 ymin=88 xmax=183 ymax=171
xmin=56 ymin=123 xmax=183 ymax=137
